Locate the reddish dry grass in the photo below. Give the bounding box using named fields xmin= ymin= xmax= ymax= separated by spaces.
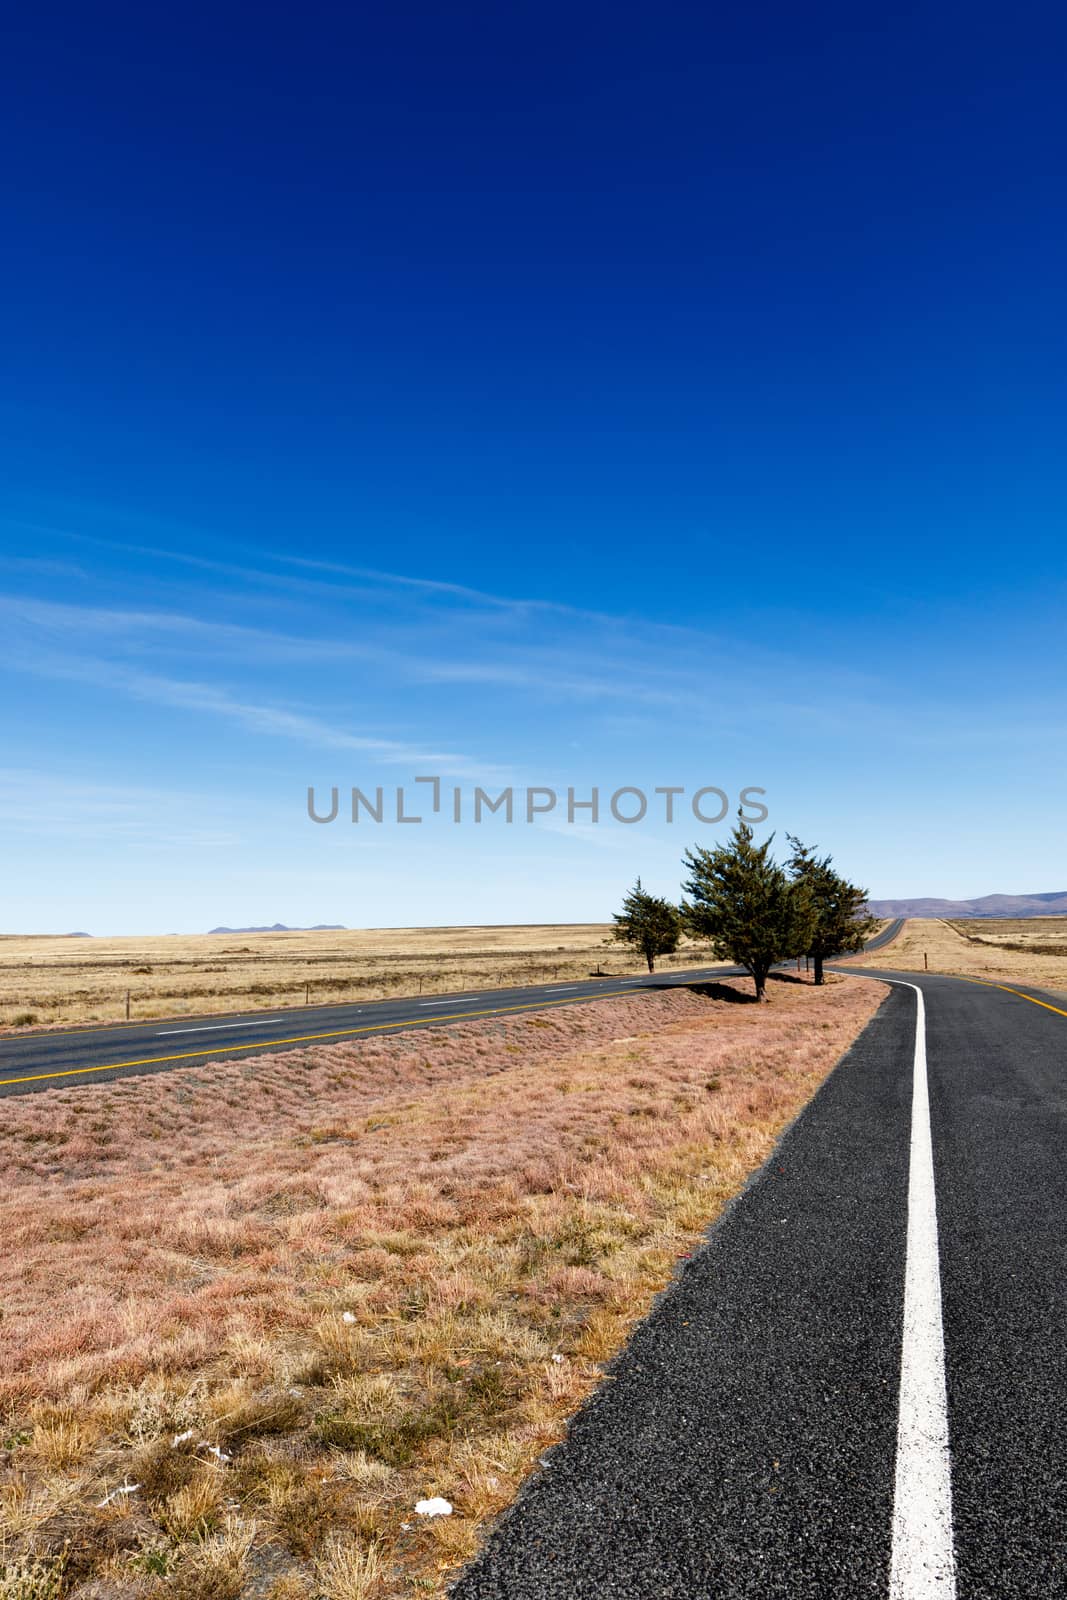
xmin=0 ymin=975 xmax=885 ymax=1599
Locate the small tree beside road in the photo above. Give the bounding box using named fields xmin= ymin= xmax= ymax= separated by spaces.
xmin=612 ymin=878 xmax=683 ymax=973
xmin=682 ymin=817 xmax=814 ymax=1001
xmin=786 ymin=835 xmax=877 ymax=985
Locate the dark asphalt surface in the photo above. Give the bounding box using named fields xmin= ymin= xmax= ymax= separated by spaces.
xmin=454 ymin=958 xmax=1066 ymax=1599
xmin=0 ymin=962 xmax=747 ymax=1097
xmin=861 ymin=916 xmax=905 ymax=953
xmin=922 ymin=973 xmax=1067 ymax=1595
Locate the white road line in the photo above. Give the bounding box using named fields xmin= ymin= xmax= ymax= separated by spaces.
xmin=546 ymin=985 xmax=581 ymax=992
xmin=890 ymin=981 xmax=957 ymax=1598
xmin=418 ymin=998 xmax=481 ymax=1007
xmin=157 ymin=1017 xmax=284 ymax=1036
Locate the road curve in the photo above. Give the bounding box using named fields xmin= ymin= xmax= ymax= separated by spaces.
xmin=0 ymin=963 xmax=745 ymax=1097
xmin=453 ymin=967 xmax=1066 ymax=1599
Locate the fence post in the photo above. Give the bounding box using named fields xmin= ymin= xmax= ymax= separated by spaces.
xmin=125 ymin=989 xmax=130 ymax=1021
xmin=305 ymin=982 xmax=310 ymax=1005
xmin=924 ymin=952 xmax=928 ymax=970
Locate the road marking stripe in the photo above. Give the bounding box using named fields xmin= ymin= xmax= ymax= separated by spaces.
xmin=546 ymin=985 xmax=580 ymax=992
xmin=417 ymin=998 xmax=480 ymax=1007
xmin=0 ymin=990 xmax=637 ymax=1088
xmin=157 ymin=1018 xmax=284 ymax=1035
xmin=890 ymin=981 xmax=957 ymax=1598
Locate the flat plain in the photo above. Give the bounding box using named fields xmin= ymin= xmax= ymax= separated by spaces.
xmin=844 ymin=915 xmax=1067 ymax=993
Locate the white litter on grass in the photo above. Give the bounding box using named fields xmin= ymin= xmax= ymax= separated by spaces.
xmin=172 ymin=1429 xmax=195 ymax=1447
xmin=97 ymin=1480 xmax=139 ymax=1508
xmin=341 ymin=1311 xmax=357 ymax=1324
xmin=198 ymin=1442 xmax=232 ymax=1463
xmin=414 ymin=1497 xmax=453 ymax=1517
xmin=551 ymin=1354 xmax=564 ymax=1363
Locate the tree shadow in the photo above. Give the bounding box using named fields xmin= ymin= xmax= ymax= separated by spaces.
xmin=643 ymin=971 xmax=811 ymax=1003
xmin=676 ymin=980 xmax=758 ymax=1005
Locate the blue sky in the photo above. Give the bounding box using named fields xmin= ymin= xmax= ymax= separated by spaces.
xmin=2 ymin=2 xmax=1065 ymax=933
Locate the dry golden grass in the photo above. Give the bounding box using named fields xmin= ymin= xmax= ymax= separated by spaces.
xmin=844 ymin=916 xmax=1067 ymax=993
xmin=316 ymin=1535 xmax=384 ymax=1600
xmin=0 ymin=975 xmax=885 ymax=1598
xmin=0 ymin=924 xmax=717 ymax=1029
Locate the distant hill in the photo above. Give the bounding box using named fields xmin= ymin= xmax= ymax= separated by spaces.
xmin=867 ymin=892 xmax=1067 ymax=919
xmin=207 ymin=922 xmax=347 ymax=934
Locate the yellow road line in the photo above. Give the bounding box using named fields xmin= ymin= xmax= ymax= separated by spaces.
xmin=947 ymin=973 xmax=1067 ymax=1019
xmin=0 ymin=989 xmax=637 ymax=1089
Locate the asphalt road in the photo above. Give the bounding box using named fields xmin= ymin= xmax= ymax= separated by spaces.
xmin=863 ymin=915 xmax=905 ymax=952
xmin=0 ymin=961 xmax=747 ymax=1097
xmin=454 ymin=964 xmax=1066 ymax=1599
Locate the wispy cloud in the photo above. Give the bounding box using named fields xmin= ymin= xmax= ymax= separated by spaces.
xmin=0 ymin=592 xmax=709 ymax=710
xmin=4 ymin=638 xmax=513 ymax=782
xmin=11 ymin=509 xmax=1046 ymax=757
xmin=4 ymin=507 xmax=627 ymax=622
xmin=0 ymin=593 xmax=385 ymax=662
xmin=260 ymin=552 xmax=623 ymax=624
xmin=0 ymin=767 xmax=240 ymax=848
xmin=11 ymin=507 xmax=886 ymax=680
xmin=7 ymin=512 xmax=888 ymax=701
xmin=7 ymin=567 xmax=1049 ymax=763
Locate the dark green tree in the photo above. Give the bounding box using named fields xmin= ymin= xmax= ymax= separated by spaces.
xmin=681 ymin=816 xmax=814 ymax=1001
xmin=786 ymin=836 xmax=877 ymax=985
xmin=611 ymin=878 xmax=683 ymax=973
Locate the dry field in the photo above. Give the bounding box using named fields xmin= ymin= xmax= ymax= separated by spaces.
xmin=0 ymin=925 xmax=717 ymax=1031
xmin=843 ymin=916 xmax=1067 ymax=993
xmin=0 ymin=974 xmax=885 ymax=1599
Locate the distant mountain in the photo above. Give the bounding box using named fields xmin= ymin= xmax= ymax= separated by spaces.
xmin=207 ymin=922 xmax=347 ymax=934
xmin=66 ymin=931 xmax=92 ymax=937
xmin=867 ymin=892 xmax=1067 ymax=919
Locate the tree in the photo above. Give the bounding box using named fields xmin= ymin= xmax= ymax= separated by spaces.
xmin=681 ymin=816 xmax=814 ymax=1001
xmin=786 ymin=836 xmax=877 ymax=985
xmin=612 ymin=878 xmax=683 ymax=973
